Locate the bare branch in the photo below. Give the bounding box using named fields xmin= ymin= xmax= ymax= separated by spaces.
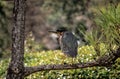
xmin=24 ymin=61 xmax=99 ymax=77
xmin=24 ymin=47 xmax=120 ymax=77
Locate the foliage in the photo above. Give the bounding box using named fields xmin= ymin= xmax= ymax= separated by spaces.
xmin=0 ymin=45 xmax=120 ymax=79
xmin=85 ymin=3 xmax=120 ymax=56
xmin=95 ymin=3 xmax=120 ymax=45
xmin=25 ymin=33 xmax=44 ymax=53
xmin=0 ymin=1 xmax=12 ymax=57
xmin=44 ymin=0 xmax=90 ymax=21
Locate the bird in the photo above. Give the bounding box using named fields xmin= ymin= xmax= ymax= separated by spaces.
xmin=49 ymin=27 xmax=78 ymax=63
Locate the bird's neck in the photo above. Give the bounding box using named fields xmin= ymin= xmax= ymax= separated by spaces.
xmin=60 ymin=32 xmax=64 ymax=36
xmin=58 ymin=32 xmax=64 ymax=37
xmin=58 ymin=32 xmax=64 ymax=42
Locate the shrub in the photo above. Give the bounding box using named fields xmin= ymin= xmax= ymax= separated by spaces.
xmin=0 ymin=45 xmax=120 ymax=79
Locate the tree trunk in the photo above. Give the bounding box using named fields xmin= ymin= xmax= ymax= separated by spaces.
xmin=6 ymin=0 xmax=26 ymax=79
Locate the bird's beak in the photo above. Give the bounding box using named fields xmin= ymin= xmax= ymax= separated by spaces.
xmin=48 ymin=30 xmax=57 ymax=33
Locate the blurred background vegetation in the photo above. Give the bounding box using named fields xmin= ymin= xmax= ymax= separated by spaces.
xmin=0 ymin=0 xmax=120 ymax=78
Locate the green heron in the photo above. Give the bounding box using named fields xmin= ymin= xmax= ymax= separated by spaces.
xmin=49 ymin=27 xmax=78 ymax=63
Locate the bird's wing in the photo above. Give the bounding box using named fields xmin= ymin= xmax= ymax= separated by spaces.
xmin=61 ymin=32 xmax=78 ymax=57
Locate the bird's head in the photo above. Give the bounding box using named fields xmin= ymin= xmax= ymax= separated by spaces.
xmin=49 ymin=27 xmax=67 ymax=36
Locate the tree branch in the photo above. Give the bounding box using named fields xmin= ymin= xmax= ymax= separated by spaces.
xmin=24 ymin=61 xmax=98 ymax=76
xmin=24 ymin=47 xmax=120 ymax=77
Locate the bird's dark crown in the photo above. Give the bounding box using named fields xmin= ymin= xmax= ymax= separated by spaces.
xmin=56 ymin=27 xmax=67 ymax=32
xmin=49 ymin=27 xmax=68 ymax=33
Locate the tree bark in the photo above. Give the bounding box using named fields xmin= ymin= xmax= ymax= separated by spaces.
xmin=6 ymin=0 xmax=26 ymax=79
